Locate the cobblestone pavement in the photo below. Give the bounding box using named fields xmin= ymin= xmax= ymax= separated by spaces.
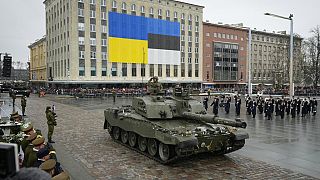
xmin=9 ymin=94 xmax=319 ymax=180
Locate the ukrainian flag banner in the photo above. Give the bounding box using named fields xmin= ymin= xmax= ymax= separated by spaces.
xmin=109 ymin=12 xmax=180 ymax=65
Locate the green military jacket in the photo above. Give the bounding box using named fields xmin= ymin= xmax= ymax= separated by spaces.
xmin=23 ymin=144 xmax=35 ymax=167
xmin=46 ymin=111 xmax=56 ymax=126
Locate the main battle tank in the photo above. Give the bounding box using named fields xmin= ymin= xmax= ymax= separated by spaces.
xmin=104 ymin=77 xmax=249 ymax=163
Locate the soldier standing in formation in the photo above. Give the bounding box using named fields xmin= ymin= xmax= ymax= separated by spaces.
xmin=291 ymin=99 xmax=296 ymax=118
xmin=21 ymin=96 xmax=27 ymax=116
xmin=246 ymin=97 xmax=253 ymax=115
xmin=225 ymin=97 xmax=231 ymax=114
xmin=296 ymin=98 xmax=301 ymax=115
xmin=251 ymin=100 xmax=257 ymax=118
xmin=235 ymin=98 xmax=241 ymax=116
xmin=311 ymin=98 xmax=317 ymax=116
xmin=257 ymin=96 xmax=264 ymax=114
xmin=279 ymin=101 xmax=286 ymax=119
xmin=46 ymin=106 xmax=57 ymax=143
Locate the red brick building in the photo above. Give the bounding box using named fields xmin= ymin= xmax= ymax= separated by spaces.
xmin=203 ymin=22 xmax=248 ymax=89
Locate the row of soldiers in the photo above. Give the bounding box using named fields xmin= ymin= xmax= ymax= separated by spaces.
xmin=3 ymin=104 xmax=69 ymax=179
xmin=18 ymin=121 xmax=69 ymax=179
xmin=246 ymin=96 xmax=318 ymax=120
xmin=203 ymin=96 xmax=239 ymax=116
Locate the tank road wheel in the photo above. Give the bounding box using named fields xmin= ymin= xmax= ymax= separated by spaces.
xmin=106 ymin=122 xmax=112 ymax=134
xmin=147 ymin=139 xmax=158 ymax=156
xmin=138 ymin=136 xmax=147 ymax=152
xmin=121 ymin=130 xmax=129 ymax=144
xmin=159 ymin=143 xmax=171 ymax=161
xmin=112 ymin=127 xmax=120 ymax=140
xmin=128 ymin=132 xmax=137 ymax=147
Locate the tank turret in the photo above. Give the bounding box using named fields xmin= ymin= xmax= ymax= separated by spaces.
xmin=104 ymin=77 xmax=249 ymax=163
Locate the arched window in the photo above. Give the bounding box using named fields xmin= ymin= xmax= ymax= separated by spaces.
xmin=141 ymin=6 xmax=145 ymax=13
xmin=181 ymin=13 xmax=185 ymax=19
xmin=174 ymin=11 xmax=178 ymax=18
xmin=112 ymin=0 xmax=117 ymax=8
xmin=131 ymin=4 xmax=136 ymax=11
xmin=188 ymin=14 xmax=192 ymax=21
xmin=166 ymin=10 xmax=170 ymax=17
xmin=149 ymin=7 xmax=154 ymax=14
xmin=122 ymin=2 xmax=126 ymax=10
xmin=158 ymin=9 xmax=162 ymax=16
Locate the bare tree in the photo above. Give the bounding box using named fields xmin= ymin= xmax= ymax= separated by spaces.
xmin=303 ymin=26 xmax=320 ymax=88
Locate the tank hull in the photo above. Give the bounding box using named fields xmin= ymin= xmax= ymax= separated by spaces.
xmin=104 ymin=108 xmax=248 ymax=164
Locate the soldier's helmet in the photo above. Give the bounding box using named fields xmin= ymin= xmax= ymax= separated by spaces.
xmin=46 ymin=106 xmax=51 ymax=110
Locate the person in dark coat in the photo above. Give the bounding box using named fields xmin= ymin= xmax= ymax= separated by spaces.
xmin=296 ymin=98 xmax=301 ymax=115
xmin=210 ymin=97 xmax=219 ymax=116
xmin=291 ymin=99 xmax=296 ymax=118
xmin=286 ymin=100 xmax=291 ymax=116
xmin=279 ymin=101 xmax=285 ymax=119
xmin=235 ymin=99 xmax=241 ymax=116
xmin=251 ymin=100 xmax=257 ymax=118
xmin=312 ymin=98 xmax=317 ymax=116
xmin=203 ymin=97 xmax=209 ymax=111
xmin=225 ymin=97 xmax=231 ymax=114
xmin=257 ymin=97 xmax=264 ymax=114
xmin=266 ymin=101 xmax=272 ymax=120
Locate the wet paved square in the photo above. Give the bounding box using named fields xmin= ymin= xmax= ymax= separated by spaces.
xmin=3 ymin=94 xmax=319 ymax=179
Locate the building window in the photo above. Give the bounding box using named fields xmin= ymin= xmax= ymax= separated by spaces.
xmin=79 ymin=59 xmax=85 ymax=76
xmin=206 ymin=43 xmax=210 ymax=47
xmin=90 ymin=10 xmax=96 ymax=18
xmin=234 ymin=35 xmax=238 ymax=40
xmin=90 ymin=24 xmax=96 ymax=32
xmin=149 ymin=64 xmax=154 ymax=77
xmin=174 ymin=11 xmax=177 ymax=19
xmin=166 ymin=65 xmax=170 ymax=77
xmin=78 ymin=37 xmax=84 ymax=45
xmin=131 ymin=63 xmax=136 ymax=76
xmin=91 ymin=60 xmax=96 ymax=76
xmin=195 ymin=26 xmax=199 ymax=32
xmin=149 ymin=7 xmax=154 ymax=15
xmin=101 ymin=25 xmax=107 ymax=33
xmin=188 ymin=25 xmax=192 ymax=31
xmin=195 ymin=58 xmax=199 ymax=64
xmin=188 ymin=46 xmax=192 ymax=53
xmin=78 ymin=23 xmax=85 ymax=31
xmin=195 ymin=64 xmax=199 ymax=77
xmin=181 ymin=45 xmax=184 ymax=52
xmin=111 ymin=63 xmax=117 ymax=76
xmin=101 ymin=39 xmax=107 ymax=46
xmin=78 ymin=8 xmax=84 ymax=17
xmin=166 ymin=10 xmax=170 ymax=17
xmin=101 ymin=12 xmax=107 ymax=20
xmin=188 ymin=14 xmax=192 ymax=21
xmin=79 ymin=0 xmax=84 ymax=2
xmin=188 ymin=57 xmax=191 ymax=64
xmin=141 ymin=64 xmax=145 ymax=77
xmin=131 ymin=4 xmax=136 ymax=11
xmin=181 ymin=24 xmax=185 ymax=31
xmin=141 ymin=6 xmax=145 ymax=13
xmin=206 ymin=32 xmax=210 ymax=37
xmin=188 ymin=36 xmax=192 ymax=42
xmin=181 ymin=13 xmax=185 ymax=19
xmin=90 ymin=38 xmax=96 ymax=46
xmin=158 ymin=65 xmax=162 ymax=77
xmin=90 ymin=0 xmax=96 ymax=5
xmin=122 ymin=2 xmax=127 ymax=10
xmin=181 ymin=64 xmax=185 ymax=77
xmin=112 ymin=0 xmax=117 ymax=8
xmin=101 ymin=0 xmax=106 ymax=6
xmin=195 ymin=15 xmax=199 ymax=22
xmin=79 ymin=51 xmax=85 ymax=59
xmin=195 ymin=36 xmax=199 ymax=43
xmin=90 ymin=52 xmax=96 ymax=59
xmin=195 ymin=47 xmax=199 ymax=54
xmin=158 ymin=9 xmax=162 ymax=16
xmin=174 ymin=65 xmax=178 ymax=77
xmin=222 ymin=34 xmax=225 ymax=39
xmin=188 ymin=65 xmax=192 ymax=77
xmin=102 ymin=52 xmax=107 ymax=60
xmin=102 ymin=60 xmax=107 ymax=76
xmin=122 ymin=63 xmax=127 ymax=76
xmin=181 ymin=35 xmax=185 ymax=41
xmin=181 ymin=56 xmax=185 ymax=63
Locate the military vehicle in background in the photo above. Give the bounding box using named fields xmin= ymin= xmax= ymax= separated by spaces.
xmin=0 ymin=81 xmax=12 ymax=93
xmin=104 ymin=77 xmax=249 ymax=163
xmin=9 ymin=81 xmax=31 ymax=97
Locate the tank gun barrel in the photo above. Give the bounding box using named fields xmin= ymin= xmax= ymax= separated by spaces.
xmin=182 ymin=112 xmax=247 ymax=128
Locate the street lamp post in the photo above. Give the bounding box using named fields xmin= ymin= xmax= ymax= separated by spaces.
xmin=248 ymin=28 xmax=252 ymax=97
xmin=264 ymin=12 xmax=294 ymax=97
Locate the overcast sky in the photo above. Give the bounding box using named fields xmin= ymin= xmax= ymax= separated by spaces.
xmin=0 ymin=0 xmax=319 ymax=67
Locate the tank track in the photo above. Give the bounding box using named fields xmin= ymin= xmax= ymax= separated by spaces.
xmin=108 ymin=130 xmax=181 ymax=164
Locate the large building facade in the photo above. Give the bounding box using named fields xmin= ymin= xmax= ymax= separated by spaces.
xmin=28 ymin=36 xmax=47 ymax=88
xmin=44 ymin=0 xmax=203 ymax=87
xmin=250 ymin=30 xmax=303 ymax=87
xmin=203 ymin=22 xmax=248 ymax=88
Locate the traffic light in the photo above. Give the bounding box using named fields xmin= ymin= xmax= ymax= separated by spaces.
xmin=2 ymin=55 xmax=12 ymax=77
